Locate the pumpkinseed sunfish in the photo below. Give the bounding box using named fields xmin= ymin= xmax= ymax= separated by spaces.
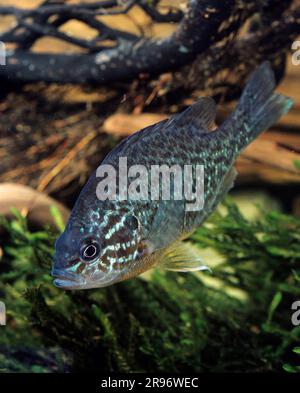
xmin=52 ymin=62 xmax=293 ymax=289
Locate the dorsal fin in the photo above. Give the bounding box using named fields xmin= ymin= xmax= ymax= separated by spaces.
xmin=101 ymin=98 xmax=216 ymax=165
xmin=102 ymin=118 xmax=169 ymax=163
xmin=174 ymin=97 xmax=217 ymax=131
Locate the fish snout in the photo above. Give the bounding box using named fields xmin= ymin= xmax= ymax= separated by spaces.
xmin=51 ymin=266 xmax=85 ymax=289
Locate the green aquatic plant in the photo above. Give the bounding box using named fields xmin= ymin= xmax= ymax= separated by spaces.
xmin=283 ymin=347 xmax=300 ymax=373
xmin=0 ymin=200 xmax=299 ymax=372
xmin=294 ymin=160 xmax=300 ymax=171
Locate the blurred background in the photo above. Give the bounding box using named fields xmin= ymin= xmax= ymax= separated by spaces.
xmin=0 ymin=0 xmax=299 ymax=373
xmin=0 ymin=0 xmax=299 ymax=221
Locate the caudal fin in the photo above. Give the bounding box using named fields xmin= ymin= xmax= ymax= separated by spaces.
xmin=221 ymin=62 xmax=293 ymax=152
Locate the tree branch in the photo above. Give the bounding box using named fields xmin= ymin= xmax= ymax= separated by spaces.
xmin=174 ymin=4 xmax=300 ymax=97
xmin=0 ymin=1 xmax=133 ymax=17
xmin=0 ymin=0 xmax=69 ymax=49
xmin=140 ymin=2 xmax=183 ymax=23
xmin=0 ymin=0 xmax=238 ymax=84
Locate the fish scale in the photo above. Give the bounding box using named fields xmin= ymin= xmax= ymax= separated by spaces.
xmin=52 ymin=62 xmax=293 ymax=289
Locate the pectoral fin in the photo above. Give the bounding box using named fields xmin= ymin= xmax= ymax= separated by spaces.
xmin=159 ymin=241 xmax=212 ymax=273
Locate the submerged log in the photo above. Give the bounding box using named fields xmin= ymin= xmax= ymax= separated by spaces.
xmin=0 ymin=183 xmax=70 ymax=228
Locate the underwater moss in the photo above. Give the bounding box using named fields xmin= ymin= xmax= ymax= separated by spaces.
xmin=0 ymin=200 xmax=299 ymax=372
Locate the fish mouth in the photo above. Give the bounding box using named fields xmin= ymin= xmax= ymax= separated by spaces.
xmin=51 ymin=268 xmax=85 ymax=290
xmin=51 ymin=266 xmax=121 ymax=290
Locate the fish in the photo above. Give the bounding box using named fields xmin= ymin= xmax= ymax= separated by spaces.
xmin=52 ymin=62 xmax=293 ymax=290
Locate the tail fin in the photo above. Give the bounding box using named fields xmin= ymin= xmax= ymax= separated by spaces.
xmin=221 ymin=62 xmax=293 ymax=152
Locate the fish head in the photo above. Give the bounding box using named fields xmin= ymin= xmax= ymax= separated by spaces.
xmin=52 ymin=209 xmax=148 ymax=290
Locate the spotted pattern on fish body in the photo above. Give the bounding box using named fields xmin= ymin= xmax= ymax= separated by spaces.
xmin=52 ymin=62 xmax=293 ymax=290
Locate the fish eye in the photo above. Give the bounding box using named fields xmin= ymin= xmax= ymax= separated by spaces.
xmin=80 ymin=238 xmax=101 ymax=263
xmin=125 ymin=215 xmax=139 ymax=230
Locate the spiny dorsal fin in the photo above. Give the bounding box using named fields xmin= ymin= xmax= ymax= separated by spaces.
xmin=102 ymin=118 xmax=169 ymax=163
xmin=159 ymin=241 xmax=212 ymax=273
xmin=174 ymin=97 xmax=217 ymax=132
